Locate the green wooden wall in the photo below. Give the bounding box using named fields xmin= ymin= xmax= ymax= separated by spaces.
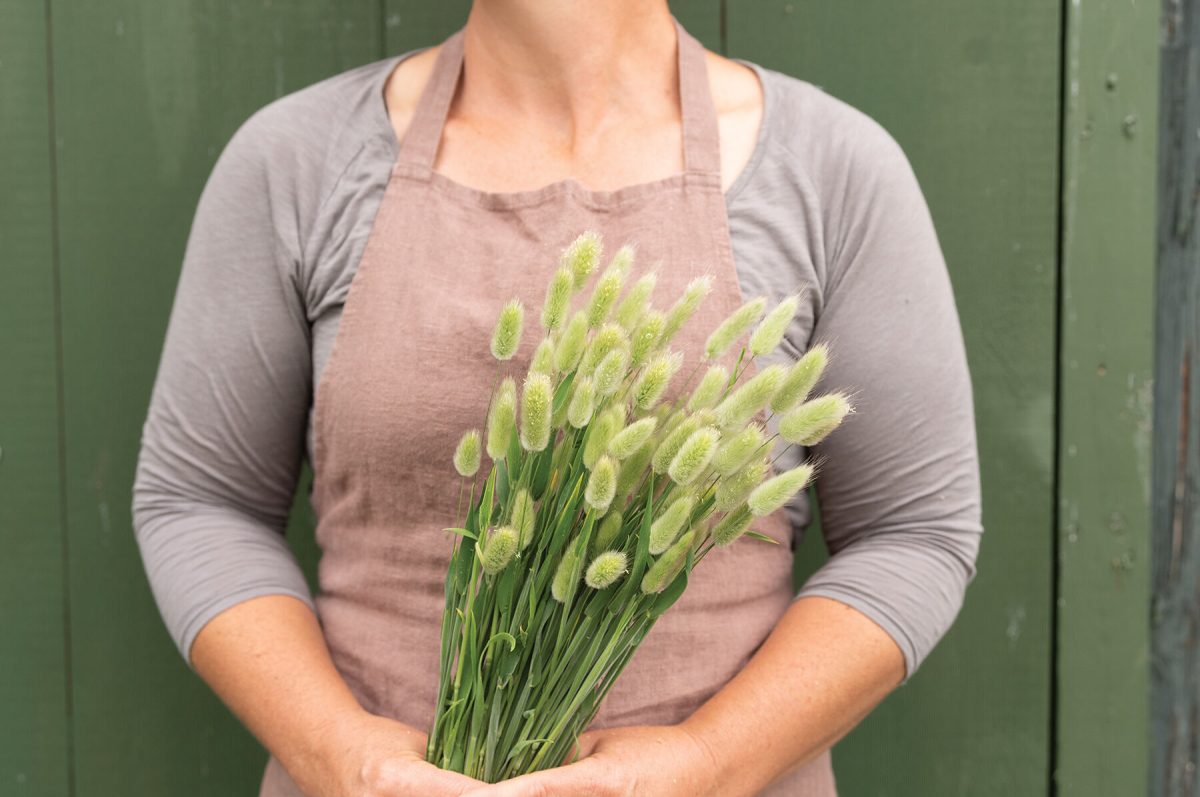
xmin=0 ymin=1 xmax=1157 ymax=795
xmin=1152 ymin=0 xmax=1199 ymax=794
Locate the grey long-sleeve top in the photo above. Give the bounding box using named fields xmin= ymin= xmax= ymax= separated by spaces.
xmin=132 ymin=49 xmax=984 ymax=685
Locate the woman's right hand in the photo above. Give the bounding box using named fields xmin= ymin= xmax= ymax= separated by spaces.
xmin=300 ymin=710 xmax=484 ymax=797
xmin=188 ymin=595 xmax=484 ymax=797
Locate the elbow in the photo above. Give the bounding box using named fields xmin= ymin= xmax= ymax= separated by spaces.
xmin=795 ymin=520 xmax=984 ymax=682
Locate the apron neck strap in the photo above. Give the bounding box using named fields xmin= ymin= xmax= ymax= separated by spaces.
xmin=396 ymin=15 xmax=722 ymax=177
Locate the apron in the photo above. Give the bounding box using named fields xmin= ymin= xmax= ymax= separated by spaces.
xmin=260 ymin=16 xmax=836 ymax=796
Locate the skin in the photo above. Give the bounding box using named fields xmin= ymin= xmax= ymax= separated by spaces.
xmin=192 ymin=1 xmax=907 ymax=794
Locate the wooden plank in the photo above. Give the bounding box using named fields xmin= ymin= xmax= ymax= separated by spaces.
xmin=1056 ymin=0 xmax=1159 ymax=793
xmin=382 ymin=2 xmax=723 ymax=55
xmin=728 ymin=2 xmax=1061 ymax=795
xmin=0 ymin=2 xmax=72 ymax=795
xmin=47 ymin=3 xmax=381 ymax=794
xmin=384 ymin=0 xmax=469 ymax=53
xmin=1151 ymin=0 xmax=1200 ymax=794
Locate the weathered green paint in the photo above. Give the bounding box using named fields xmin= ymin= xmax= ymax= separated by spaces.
xmin=734 ymin=2 xmax=1062 ymax=795
xmin=2 ymin=1 xmax=1165 ymax=794
xmin=1152 ymin=0 xmax=1200 ymax=794
xmin=0 ymin=3 xmax=72 ymax=795
xmin=46 ymin=3 xmax=381 ymax=794
xmin=381 ymin=2 xmax=722 ymax=57
xmin=1057 ymin=0 xmax=1158 ymax=794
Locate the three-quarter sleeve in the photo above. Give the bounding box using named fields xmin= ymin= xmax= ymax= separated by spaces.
xmin=791 ymin=110 xmax=984 ymax=683
xmin=132 ymin=109 xmax=317 ymax=666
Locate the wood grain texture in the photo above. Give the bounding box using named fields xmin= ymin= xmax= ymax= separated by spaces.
xmin=733 ymin=2 xmax=1061 ymax=795
xmin=1057 ymin=0 xmax=1158 ymax=794
xmin=0 ymin=2 xmax=72 ymax=795
xmin=46 ymin=3 xmax=381 ymax=794
xmin=1152 ymin=0 xmax=1200 ymax=794
xmin=382 ymin=1 xmax=723 ymax=57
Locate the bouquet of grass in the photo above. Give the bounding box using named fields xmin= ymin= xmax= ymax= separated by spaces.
xmin=426 ymin=231 xmax=852 ymax=781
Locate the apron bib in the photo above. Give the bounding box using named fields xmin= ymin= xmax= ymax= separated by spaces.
xmin=261 ymin=17 xmax=836 ymax=796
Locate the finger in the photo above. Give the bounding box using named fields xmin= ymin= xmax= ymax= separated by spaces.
xmin=460 ymin=760 xmax=615 ymax=797
xmin=375 ymin=760 xmax=485 ymax=796
xmin=548 ymin=729 xmax=605 ymax=768
xmin=566 ymin=730 xmax=603 ymax=762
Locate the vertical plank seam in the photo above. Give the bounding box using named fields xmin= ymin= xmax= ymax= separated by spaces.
xmin=1051 ymin=0 xmax=1070 ymax=792
xmin=42 ymin=0 xmax=75 ymax=794
xmin=719 ymin=0 xmax=728 ymax=55
xmin=378 ymin=0 xmax=387 ymax=59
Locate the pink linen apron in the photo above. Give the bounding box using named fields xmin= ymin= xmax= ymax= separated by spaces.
xmin=260 ymin=16 xmax=836 ymax=796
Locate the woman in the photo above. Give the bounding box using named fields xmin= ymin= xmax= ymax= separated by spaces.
xmin=132 ymin=2 xmax=983 ymax=795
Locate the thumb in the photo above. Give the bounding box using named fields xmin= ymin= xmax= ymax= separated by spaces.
xmin=461 ymin=759 xmax=602 ymax=797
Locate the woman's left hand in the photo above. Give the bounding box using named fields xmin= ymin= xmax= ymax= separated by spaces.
xmin=460 ymin=724 xmax=722 ymax=797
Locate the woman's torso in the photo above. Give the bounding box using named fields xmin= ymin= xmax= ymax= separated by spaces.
xmin=278 ymin=24 xmax=835 ymax=795
xmin=293 ymin=48 xmax=841 ymax=540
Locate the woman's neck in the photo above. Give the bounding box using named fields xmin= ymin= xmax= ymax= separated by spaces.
xmin=460 ymin=0 xmax=678 ymax=149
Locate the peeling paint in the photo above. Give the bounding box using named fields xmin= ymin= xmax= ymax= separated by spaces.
xmin=1127 ymin=373 xmax=1154 ymax=504
xmin=1006 ymin=606 xmax=1026 ymax=648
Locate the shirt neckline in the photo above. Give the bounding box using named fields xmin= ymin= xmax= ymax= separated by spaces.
xmin=367 ymin=48 xmax=774 ymax=205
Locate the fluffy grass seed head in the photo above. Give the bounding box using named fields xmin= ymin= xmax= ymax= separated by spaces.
xmin=713 ymin=364 xmax=786 ymax=430
xmin=491 ymin=299 xmax=524 ymax=361
xmin=585 ymin=550 xmax=629 ymax=589
xmin=748 ymin=463 xmax=816 ymax=516
xmin=712 ymin=504 xmax=754 ymax=546
xmin=771 ymin=342 xmax=830 ymax=414
xmin=749 ymin=293 xmax=801 ymax=356
xmin=453 ymin=429 xmax=482 ymax=477
xmin=715 ymin=457 xmax=770 ymax=512
xmin=608 ymin=417 xmax=658 ymax=460
xmin=486 ymin=377 xmax=518 ymax=460
xmin=481 ymin=526 xmax=519 ymax=575
xmin=511 ymin=488 xmax=537 ymax=549
xmin=592 ymin=510 xmax=624 ymax=556
xmin=616 ymin=437 xmax=656 ymax=498
xmin=519 ymin=373 xmax=554 ymax=452
xmin=649 ymin=493 xmax=694 ymax=555
xmin=584 ymin=406 xmax=625 ymax=470
xmin=668 ymin=427 xmax=721 ymax=486
xmin=551 ymin=537 xmax=584 ymax=602
xmin=712 ymin=423 xmax=766 ymax=476
xmin=616 ymin=271 xmax=657 ymax=329
xmin=593 ymin=346 xmax=631 ymax=397
xmin=581 ymin=323 xmax=629 ymax=373
xmin=652 ymin=413 xmax=702 ymax=474
xmin=567 ymin=376 xmax=597 ymax=429
xmin=688 ymin=365 xmax=729 ymax=411
xmin=641 ymin=529 xmax=695 ymax=594
xmin=704 ymin=297 xmax=766 ymax=360
xmin=530 ymin=338 xmax=556 ymax=375
xmin=608 ymin=244 xmax=636 ymax=275
xmin=661 ymin=276 xmax=713 ymax=344
xmin=586 ymin=266 xmax=625 ymax=328
xmin=562 ymin=231 xmax=603 ymax=290
xmin=585 ymin=455 xmax=618 ymax=512
xmin=541 ymin=266 xmax=574 ymax=330
xmin=629 ymin=310 xmax=665 ymax=367
xmin=779 ymin=392 xmax=853 ymax=446
xmin=554 ymin=311 xmax=590 ymax=372
xmin=632 ymin=350 xmax=683 ymax=411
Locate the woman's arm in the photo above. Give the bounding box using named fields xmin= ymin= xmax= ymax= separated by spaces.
xmin=133 ymin=106 xmax=482 ymax=795
xmin=191 ymin=595 xmax=482 ymax=796
xmin=680 ymin=596 xmax=904 ymax=793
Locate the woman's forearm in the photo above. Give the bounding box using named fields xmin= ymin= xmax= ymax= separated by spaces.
xmin=680 ymin=595 xmax=906 ymax=796
xmin=190 ymin=595 xmax=378 ymax=782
